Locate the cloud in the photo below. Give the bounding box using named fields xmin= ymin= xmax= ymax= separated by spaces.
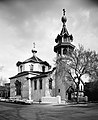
xmin=0 ymin=0 xmax=94 ymax=41
xmin=0 ymin=0 xmax=58 ymax=40
xmin=0 ymin=0 xmax=98 ymax=80
xmin=85 ymin=0 xmax=98 ymax=5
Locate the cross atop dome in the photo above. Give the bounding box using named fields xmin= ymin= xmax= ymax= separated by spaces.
xmin=33 ymin=42 xmax=36 ymax=48
xmin=32 ymin=42 xmax=37 ymax=56
xmin=63 ymin=9 xmax=66 ymax=15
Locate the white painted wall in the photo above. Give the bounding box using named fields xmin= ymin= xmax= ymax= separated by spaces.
xmin=18 ymin=62 xmax=49 ymax=73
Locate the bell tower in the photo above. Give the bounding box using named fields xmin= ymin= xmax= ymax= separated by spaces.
xmin=54 ymin=9 xmax=75 ymax=101
xmin=54 ymin=9 xmax=75 ymax=57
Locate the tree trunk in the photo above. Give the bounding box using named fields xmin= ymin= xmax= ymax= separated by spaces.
xmin=76 ymin=85 xmax=79 ymax=103
xmin=76 ymin=78 xmax=80 ymax=103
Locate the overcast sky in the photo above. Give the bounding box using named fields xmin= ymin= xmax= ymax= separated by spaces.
xmin=0 ymin=0 xmax=98 ymax=82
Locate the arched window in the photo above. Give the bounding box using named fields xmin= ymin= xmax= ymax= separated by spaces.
xmin=39 ymin=78 xmax=42 ymax=89
xmin=49 ymin=78 xmax=52 ymax=89
xmin=58 ymin=89 xmax=60 ymax=93
xmin=15 ymin=80 xmax=21 ymax=95
xmin=20 ymin=65 xmax=23 ymax=72
xmin=30 ymin=64 xmax=33 ymax=71
xmin=42 ymin=66 xmax=45 ymax=72
xmin=81 ymin=85 xmax=83 ymax=91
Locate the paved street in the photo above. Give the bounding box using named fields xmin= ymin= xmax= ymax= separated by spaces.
xmin=0 ymin=102 xmax=98 ymax=120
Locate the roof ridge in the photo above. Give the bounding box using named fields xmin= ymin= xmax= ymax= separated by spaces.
xmin=34 ymin=55 xmax=39 ymax=62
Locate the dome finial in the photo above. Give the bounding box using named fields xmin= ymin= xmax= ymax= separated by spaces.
xmin=32 ymin=42 xmax=37 ymax=56
xmin=33 ymin=42 xmax=36 ymax=49
xmin=61 ymin=9 xmax=67 ymax=24
xmin=63 ymin=9 xmax=66 ymax=16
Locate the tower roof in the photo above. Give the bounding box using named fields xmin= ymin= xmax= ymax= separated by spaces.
xmin=54 ymin=9 xmax=75 ymax=54
xmin=55 ymin=9 xmax=74 ymax=44
xmin=60 ymin=9 xmax=70 ymax=39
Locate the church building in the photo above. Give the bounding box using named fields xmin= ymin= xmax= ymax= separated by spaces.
xmin=10 ymin=9 xmax=76 ymax=102
xmin=9 ymin=44 xmax=55 ymax=102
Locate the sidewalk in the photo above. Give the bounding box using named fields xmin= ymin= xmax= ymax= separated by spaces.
xmin=51 ymin=101 xmax=88 ymax=107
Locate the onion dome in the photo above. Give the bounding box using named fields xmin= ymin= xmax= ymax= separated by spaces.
xmin=61 ymin=9 xmax=67 ymax=24
xmin=32 ymin=42 xmax=37 ymax=56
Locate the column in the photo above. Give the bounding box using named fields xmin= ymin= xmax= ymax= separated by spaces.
xmin=28 ymin=78 xmax=31 ymax=100
xmin=45 ymin=79 xmax=51 ymax=97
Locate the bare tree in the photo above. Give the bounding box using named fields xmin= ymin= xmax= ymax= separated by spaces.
xmin=56 ymin=45 xmax=98 ymax=103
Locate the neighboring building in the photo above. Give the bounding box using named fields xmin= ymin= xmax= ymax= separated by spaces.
xmin=5 ymin=83 xmax=10 ymax=98
xmin=0 ymin=83 xmax=10 ymax=98
xmin=0 ymin=86 xmax=5 ymax=98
